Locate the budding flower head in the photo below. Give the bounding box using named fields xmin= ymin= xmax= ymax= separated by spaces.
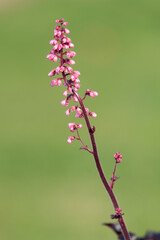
xmin=116 ymin=208 xmax=122 ymax=215
xmin=67 ymin=136 xmax=75 ymax=143
xmin=47 ymin=18 xmax=98 ymax=144
xmin=86 ymin=89 xmax=98 ymax=98
xmin=114 ymin=152 xmax=122 ymax=163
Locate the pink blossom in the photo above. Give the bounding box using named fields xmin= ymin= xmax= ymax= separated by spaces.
xmin=50 ymin=39 xmax=58 ymax=45
xmin=48 ymin=69 xmax=56 ymax=77
xmin=114 ymin=152 xmax=122 ymax=163
xmin=75 ymin=112 xmax=83 ymax=118
xmin=66 ymin=51 xmax=76 ymax=58
xmin=56 ymin=66 xmax=64 ymax=74
xmin=50 ymin=79 xmax=62 ymax=87
xmin=69 ymin=42 xmax=74 ymax=48
xmin=65 ymin=109 xmax=70 ymax=116
xmin=68 ymin=123 xmax=76 ymax=132
xmin=85 ymin=108 xmax=89 ymax=114
xmin=65 ymin=66 xmax=73 ymax=73
xmin=86 ymin=89 xmax=98 ymax=98
xmin=67 ymin=59 xmax=75 ymax=65
xmin=63 ymin=22 xmax=68 ymax=26
xmin=57 ymin=79 xmax=62 ymax=86
xmin=66 ymin=37 xmax=71 ymax=43
xmin=75 ymin=79 xmax=80 ymax=83
xmin=76 ymin=124 xmax=82 ymax=129
xmin=65 ymin=28 xmax=70 ymax=34
xmin=63 ymin=90 xmax=68 ymax=97
xmin=76 ymin=107 xmax=81 ymax=114
xmin=74 ymin=84 xmax=80 ymax=89
xmin=70 ymin=106 xmax=76 ymax=111
xmin=68 ymin=123 xmax=83 ymax=132
xmin=67 ymin=136 xmax=75 ymax=143
xmin=72 ymin=95 xmax=78 ymax=102
xmin=61 ymin=99 xmax=69 ymax=107
xmin=46 ymin=54 xmax=58 ymax=62
xmin=89 ymin=112 xmax=97 ymax=118
xmin=62 ymin=37 xmax=67 ymax=43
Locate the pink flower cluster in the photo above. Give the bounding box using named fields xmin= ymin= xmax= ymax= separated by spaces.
xmin=114 ymin=152 xmax=122 ymax=163
xmin=115 ymin=208 xmax=122 ymax=215
xmin=47 ymin=18 xmax=98 ymax=143
xmin=68 ymin=123 xmax=83 ymax=132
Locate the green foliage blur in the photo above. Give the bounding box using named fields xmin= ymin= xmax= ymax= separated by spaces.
xmin=0 ymin=0 xmax=160 ymax=239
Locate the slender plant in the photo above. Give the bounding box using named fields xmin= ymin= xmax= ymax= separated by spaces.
xmin=47 ymin=18 xmax=130 ymax=240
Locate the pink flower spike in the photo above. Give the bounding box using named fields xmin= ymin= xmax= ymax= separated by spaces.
xmin=67 ymin=136 xmax=76 ymax=144
xmin=65 ymin=28 xmax=70 ymax=34
xmin=56 ymin=19 xmax=60 ymax=23
xmin=116 ymin=208 xmax=122 ymax=215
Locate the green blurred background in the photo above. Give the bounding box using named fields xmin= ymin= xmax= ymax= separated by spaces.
xmin=0 ymin=0 xmax=160 ymax=239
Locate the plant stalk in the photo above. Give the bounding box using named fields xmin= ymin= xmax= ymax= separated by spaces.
xmin=74 ymin=91 xmax=130 ymax=240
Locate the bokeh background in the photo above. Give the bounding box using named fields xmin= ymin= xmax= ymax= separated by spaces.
xmin=0 ymin=0 xmax=160 ymax=239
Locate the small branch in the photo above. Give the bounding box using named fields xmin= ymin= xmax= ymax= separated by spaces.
xmin=110 ymin=162 xmax=120 ymax=190
xmin=76 ymin=129 xmax=93 ymax=154
xmin=80 ymin=146 xmax=93 ymax=154
xmin=81 ymin=93 xmax=87 ymax=101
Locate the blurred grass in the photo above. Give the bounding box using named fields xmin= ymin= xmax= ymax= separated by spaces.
xmin=0 ymin=0 xmax=160 ymax=239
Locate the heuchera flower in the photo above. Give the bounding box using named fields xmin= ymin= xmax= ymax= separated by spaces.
xmin=114 ymin=152 xmax=122 ymax=163
xmin=47 ymin=18 xmax=98 ymax=143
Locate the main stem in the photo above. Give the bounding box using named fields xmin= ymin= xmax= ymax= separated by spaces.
xmin=74 ymin=91 xmax=130 ymax=240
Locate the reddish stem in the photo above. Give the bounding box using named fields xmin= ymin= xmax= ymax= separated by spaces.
xmin=73 ymin=91 xmax=130 ymax=240
xmin=110 ymin=162 xmax=118 ymax=190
